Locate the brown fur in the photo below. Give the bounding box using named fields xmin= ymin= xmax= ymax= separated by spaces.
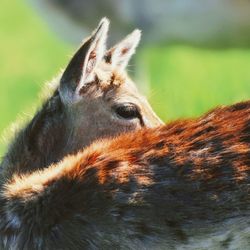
xmin=0 ymin=20 xmax=162 ymax=185
xmin=1 ymin=100 xmax=249 ymax=249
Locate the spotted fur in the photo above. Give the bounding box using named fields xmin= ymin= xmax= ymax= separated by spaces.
xmin=0 ymin=100 xmax=249 ymax=249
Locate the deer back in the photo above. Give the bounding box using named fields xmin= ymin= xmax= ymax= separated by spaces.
xmin=1 ymin=101 xmax=249 ymax=249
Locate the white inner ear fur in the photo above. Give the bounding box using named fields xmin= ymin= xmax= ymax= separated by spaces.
xmin=76 ymin=18 xmax=109 ymax=94
xmin=109 ymin=29 xmax=141 ymax=70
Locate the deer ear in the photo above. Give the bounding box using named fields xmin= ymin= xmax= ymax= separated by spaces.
xmin=59 ymin=18 xmax=109 ymax=104
xmin=105 ymin=29 xmax=141 ymax=69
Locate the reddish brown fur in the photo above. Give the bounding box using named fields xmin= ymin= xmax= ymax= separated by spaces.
xmin=1 ymin=101 xmax=250 ymax=249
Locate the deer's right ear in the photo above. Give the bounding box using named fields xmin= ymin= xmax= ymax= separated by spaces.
xmin=59 ymin=18 xmax=109 ymax=104
xmin=105 ymin=29 xmax=141 ymax=70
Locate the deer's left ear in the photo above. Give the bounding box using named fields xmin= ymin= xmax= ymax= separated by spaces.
xmin=59 ymin=18 xmax=109 ymax=104
xmin=105 ymin=29 xmax=141 ymax=69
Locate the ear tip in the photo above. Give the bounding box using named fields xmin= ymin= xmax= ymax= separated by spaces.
xmin=126 ymin=29 xmax=141 ymax=46
xmin=100 ymin=17 xmax=110 ymax=25
xmin=134 ymin=29 xmax=142 ymax=34
xmin=92 ymin=17 xmax=110 ymax=40
xmin=99 ymin=17 xmax=110 ymax=30
xmin=132 ymin=29 xmax=142 ymax=39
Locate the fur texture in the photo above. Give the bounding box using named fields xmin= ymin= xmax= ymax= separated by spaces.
xmin=0 ymin=101 xmax=249 ymax=249
xmin=0 ymin=19 xmax=161 ymax=183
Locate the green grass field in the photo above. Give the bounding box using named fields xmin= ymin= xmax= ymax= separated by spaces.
xmin=1 ymin=0 xmax=250 ymax=156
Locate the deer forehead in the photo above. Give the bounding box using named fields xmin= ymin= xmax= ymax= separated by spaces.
xmin=100 ymin=60 xmax=139 ymax=84
xmin=76 ymin=63 xmax=137 ymax=101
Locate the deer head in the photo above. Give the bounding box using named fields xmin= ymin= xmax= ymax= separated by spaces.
xmin=59 ymin=18 xmax=162 ymax=151
xmin=1 ymin=18 xmax=162 ymax=178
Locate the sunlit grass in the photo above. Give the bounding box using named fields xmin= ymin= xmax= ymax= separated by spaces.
xmin=0 ymin=0 xmax=71 ymax=155
xmin=140 ymin=46 xmax=250 ymax=121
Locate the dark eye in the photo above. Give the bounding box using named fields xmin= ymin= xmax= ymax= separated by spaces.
xmin=114 ymin=103 xmax=140 ymax=119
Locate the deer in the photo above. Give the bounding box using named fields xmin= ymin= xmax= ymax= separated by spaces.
xmin=0 ymin=18 xmax=162 ymax=184
xmin=1 ymin=69 xmax=250 ymax=248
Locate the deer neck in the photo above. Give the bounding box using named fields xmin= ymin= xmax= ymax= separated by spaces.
xmin=0 ymin=92 xmax=71 ymax=180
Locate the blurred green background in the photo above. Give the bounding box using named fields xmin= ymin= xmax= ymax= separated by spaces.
xmin=1 ymin=0 xmax=250 ymax=156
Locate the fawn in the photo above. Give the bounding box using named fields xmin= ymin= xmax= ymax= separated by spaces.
xmin=0 ymin=18 xmax=162 ymax=182
xmin=1 ymin=83 xmax=250 ymax=247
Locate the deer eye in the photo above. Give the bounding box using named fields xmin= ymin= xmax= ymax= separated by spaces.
xmin=114 ymin=103 xmax=140 ymax=119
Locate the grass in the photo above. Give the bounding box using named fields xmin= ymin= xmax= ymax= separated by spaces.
xmin=0 ymin=0 xmax=71 ymax=154
xmin=140 ymin=46 xmax=250 ymax=121
xmin=1 ymin=1 xmax=250 ymax=156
